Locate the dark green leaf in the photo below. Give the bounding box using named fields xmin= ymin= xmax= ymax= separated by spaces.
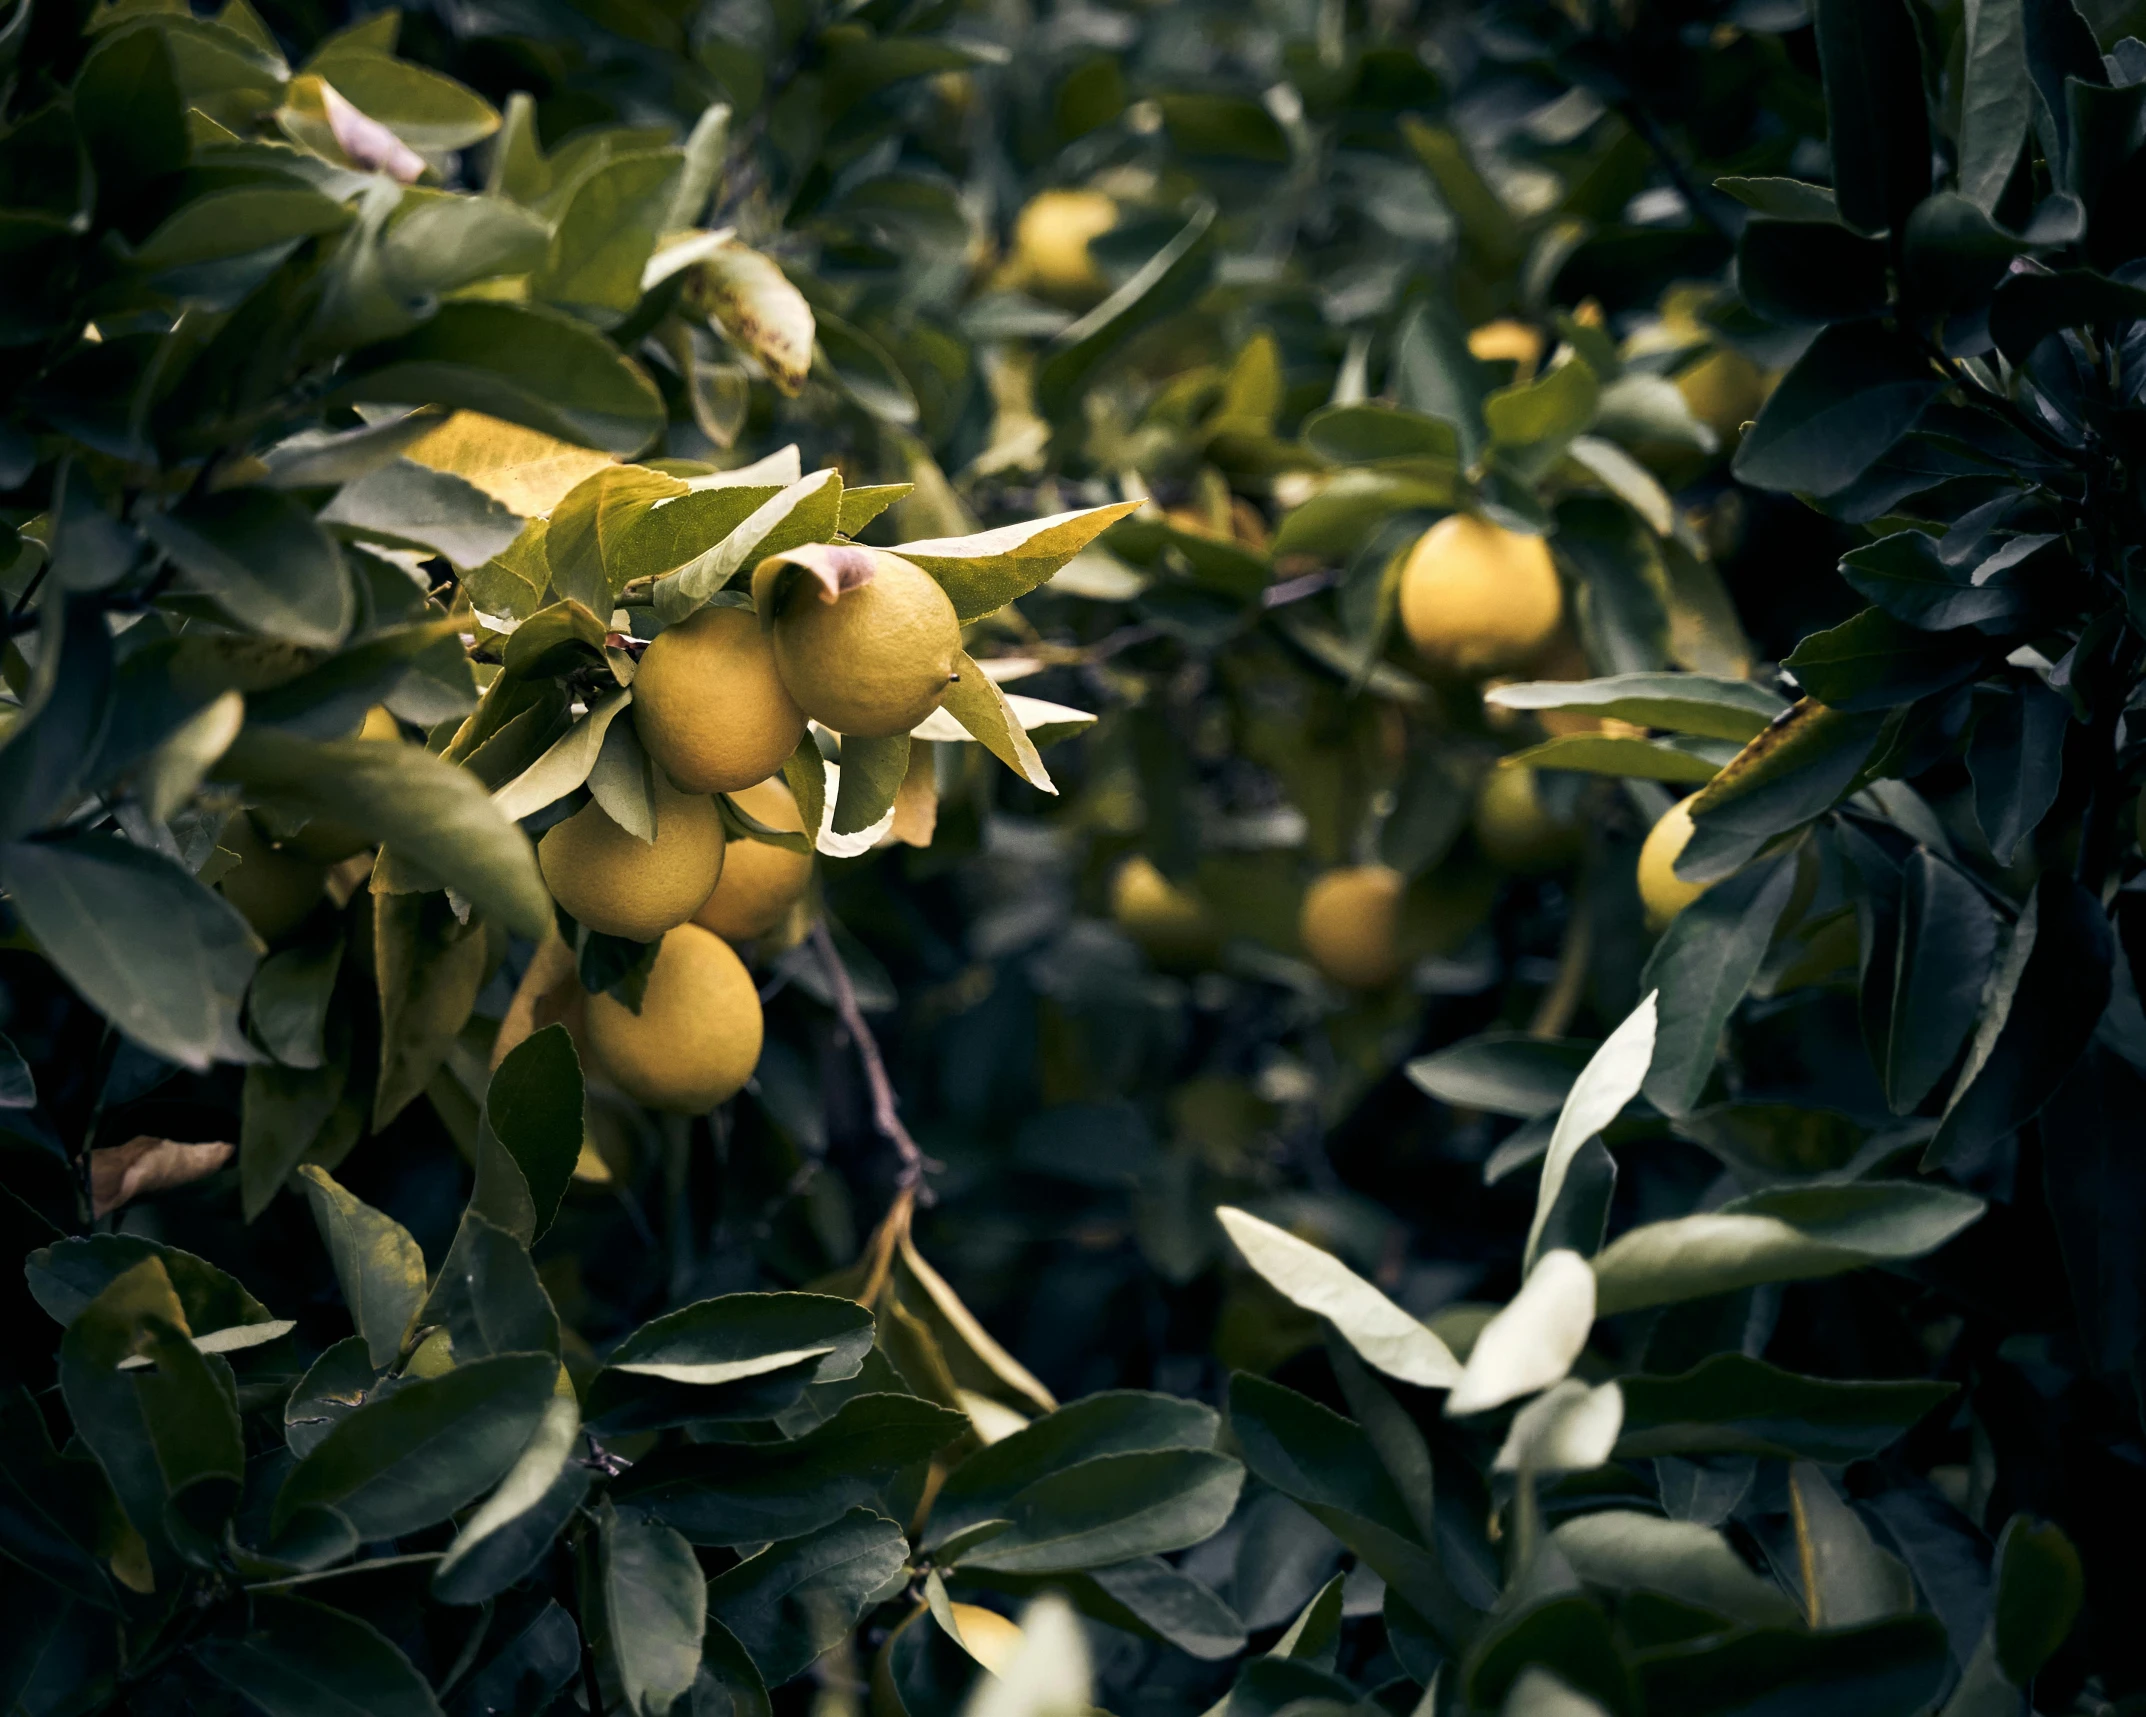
xmin=1633 ymin=1615 xmax=1948 ymax=1717
xmin=1813 ymin=0 xmax=1931 ymax=235
xmin=1990 ymin=1515 xmax=2082 ymax=1683
xmin=482 ymin=1024 xmax=583 ymax=1242
xmin=583 ymin=1502 xmax=704 ymax=1717
xmin=1838 ymin=534 xmax=2022 ymax=632
xmin=1036 ymin=203 xmax=1216 ymax=419
xmin=143 ymin=491 xmax=352 ymax=651
xmin=1783 ymin=608 xmax=1986 ymax=712
xmin=585 ymin=1292 xmax=875 ymax=1434
xmin=536 ymin=151 xmax=680 ymax=321
xmin=274 ymin=1351 xmax=557 ymax=1538
xmin=1957 ymin=0 xmax=2031 ymax=211
xmin=1989 ymin=268 xmax=2146 ymax=367
xmin=706 ymin=1509 xmax=910 ymax=1688
xmin=371 ymin=888 xmax=487 ymax=1128
xmin=1731 ymin=322 xmax=1943 ymax=497
xmin=1641 ymin=854 xmax=1800 ymax=1116
xmin=1406 ymin=1034 xmax=1598 ymax=1119
xmin=195 ymin=1594 xmax=445 ymax=1717
xmin=616 ymin=1393 xmax=967 ymax=1547
xmin=0 ymin=1384 xmax=121 ymax=1608
xmin=1967 ymin=676 xmax=2067 ymax=865
xmin=1883 ymin=851 xmax=2000 ymax=1114
xmin=946 ymin=1448 xmax=1243 ymax=1574
xmin=295 ymin=1164 xmax=426 ymax=1367
xmin=1680 ymin=702 xmax=1886 ymax=883
xmin=0 ymin=595 xmax=114 ymax=843
xmin=0 ymin=833 xmax=256 ymax=1071
xmin=27 ymin=1233 xmax=275 ymax=1334
xmin=1616 ymin=1354 xmax=1956 ymax=1462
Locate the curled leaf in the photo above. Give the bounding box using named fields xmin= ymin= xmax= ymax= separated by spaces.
xmin=91 ymin=1137 xmax=235 ymax=1217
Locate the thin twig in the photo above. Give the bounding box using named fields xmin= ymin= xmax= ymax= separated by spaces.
xmin=810 ymin=920 xmax=927 ymax=1191
xmin=1528 ymin=871 xmax=1594 ymax=1040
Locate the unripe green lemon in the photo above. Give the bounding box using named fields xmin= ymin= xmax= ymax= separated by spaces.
xmin=586 ymin=923 xmax=763 ymax=1111
xmin=696 ymin=777 xmax=813 ymax=941
xmin=1473 ymin=766 xmax=1580 ymax=874
xmin=761 ymin=552 xmax=962 ymax=739
xmin=1299 ymin=864 xmax=1408 ymax=990
xmin=1111 ymin=854 xmax=1220 ymax=965
xmin=1638 ymin=796 xmax=1711 ymax=929
xmin=631 ymin=606 xmax=807 ymax=794
xmin=218 ymin=811 xmax=327 ymax=940
xmin=538 ymin=777 xmax=725 ymax=941
xmin=1398 ymin=514 xmax=1563 ymax=678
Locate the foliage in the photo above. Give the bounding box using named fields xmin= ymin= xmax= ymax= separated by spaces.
xmin=1 ymin=0 xmax=2141 ymax=1714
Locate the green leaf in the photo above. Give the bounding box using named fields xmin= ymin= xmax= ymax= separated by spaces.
xmin=0 ymin=1385 xmax=121 ymax=1609
xmin=1988 ymin=268 xmax=2146 ymax=367
xmin=650 ymin=469 xmax=842 ymax=624
xmin=547 ymin=464 xmax=690 ymax=612
xmin=482 ymin=1023 xmax=584 ymax=1242
xmin=217 ymin=724 xmax=552 ymax=940
xmin=1484 ymin=674 xmax=1785 ymax=741
xmin=1782 ymin=608 xmax=1985 ymax=713
xmin=615 ymin=1392 xmax=968 ymax=1547
xmin=132 ymin=185 xmax=351 ymax=274
xmin=319 ymin=460 xmax=523 ymax=572
xmin=1551 ymin=1511 xmax=1801 ymax=1628
xmin=1715 ymin=177 xmax=1843 ymax=222
xmin=890 ymin=502 xmax=1141 ymax=625
xmin=370 ymin=888 xmax=487 ymax=1128
xmin=336 ymin=302 xmax=666 ymax=456
xmin=1813 ymin=0 xmax=1931 ymax=235
xmin=1640 ymin=854 xmax=1800 ymax=1116
xmin=242 ymin=1061 xmax=347 ymax=1222
xmin=1837 ymin=533 xmax=2020 ymax=632
xmin=695 ymin=243 xmax=815 ymax=394
xmin=1882 ymin=851 xmax=2000 ymax=1115
xmin=1731 ymin=322 xmax=1942 ymax=498
xmin=284 ymin=1335 xmax=377 ymax=1460
xmin=0 ymin=833 xmax=256 ymax=1071
xmin=424 ymin=1210 xmax=560 ymax=1361
xmin=706 ymin=1509 xmax=910 ymax=1688
xmin=1085 ymin=1558 xmax=1246 ymax=1662
xmin=1526 ymin=995 xmax=1656 ymax=1275
xmin=432 ymin=1393 xmax=588 ymax=1605
xmin=1216 ymin=1205 xmax=1461 ymax=1388
xmin=74 ymin=23 xmax=188 ymax=193
xmin=1991 ymin=1515 xmax=2082 ymax=1683
xmin=831 ymin=732 xmax=911 ymax=836
xmin=1679 ymin=702 xmax=1886 ymax=883
xmin=1637 ymin=1615 xmax=1947 ymax=1717
xmin=195 ymin=1594 xmax=445 ymax=1717
xmin=816 ymin=312 xmax=919 ymax=425
xmin=1792 ymin=1461 xmax=1917 ymax=1627
xmin=925 ymin=1391 xmax=1220 ymax=1552
xmin=1591 ymin=1180 xmax=1987 ymax=1316
xmin=1616 ymin=1354 xmax=1955 ymax=1462
xmin=1957 ymin=0 xmax=2032 ymax=211
xmin=1968 ymin=676 xmax=2067 ymax=865
xmin=537 ymin=150 xmax=681 ymax=321
xmin=1446 ymin=1251 xmax=1596 ymax=1416
xmin=1931 ymin=872 xmax=2110 ymax=1169
xmin=275 ymin=1350 xmax=557 ymax=1538
xmin=491 ymin=688 xmax=633 ymax=822
xmin=27 ymin=1233 xmax=275 ymax=1334
xmin=142 ymin=491 xmax=352 ymax=651
xmin=1302 ymin=402 xmax=1461 ymax=466
xmin=296 ymin=1164 xmax=427 ymax=1368
xmin=1500 ymin=733 xmax=1737 ymax=784
xmin=583 ymin=1502 xmax=705 ymax=1717
xmin=1036 ymin=202 xmax=1216 ymax=418
xmin=947 ymin=1448 xmax=1244 ymax=1575
xmin=586 ymin=1292 xmax=875 ymax=1433
xmin=1406 ymin=1034 xmax=1599 ymax=1119
xmin=1486 ymin=358 xmax=1599 ymax=479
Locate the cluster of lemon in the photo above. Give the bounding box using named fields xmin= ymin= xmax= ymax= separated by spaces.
xmin=1114 ymin=510 xmax=1707 ymax=990
xmin=529 ymin=554 xmax=967 ymax=1112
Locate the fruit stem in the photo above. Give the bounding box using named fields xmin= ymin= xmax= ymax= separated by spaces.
xmin=810 ymin=920 xmax=928 ymax=1191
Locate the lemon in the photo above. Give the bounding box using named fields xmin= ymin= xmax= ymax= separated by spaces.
xmin=1012 ymin=188 xmax=1116 ymax=298
xmin=1638 ymin=796 xmax=1711 ymax=929
xmin=1473 ymin=766 xmax=1580 ymax=874
xmin=632 ymin=606 xmax=807 ymax=794
xmin=1111 ymin=854 xmax=1219 ymax=965
xmin=538 ymin=778 xmax=725 ymax=942
xmin=696 ymin=777 xmax=814 ymax=941
xmin=1468 ymin=319 xmax=1544 ymax=375
xmin=217 ymin=811 xmax=326 ymax=940
xmin=947 ymin=1604 xmax=1024 ymax=1676
xmin=1299 ymin=865 xmax=1408 ymax=990
xmin=1398 ymin=514 xmax=1563 ymax=678
xmin=1676 ymin=348 xmax=1770 ymax=444
xmin=586 ymin=923 xmax=763 ymax=1111
xmin=762 ymin=551 xmax=962 ymax=739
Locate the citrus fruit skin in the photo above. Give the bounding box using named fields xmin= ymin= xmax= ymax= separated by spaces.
xmin=1299 ymin=864 xmax=1408 ymax=990
xmin=1468 ymin=318 xmax=1544 ymax=372
xmin=1012 ymin=189 xmax=1116 ymax=297
xmin=1676 ymin=348 xmax=1770 ymax=444
xmin=1638 ymin=796 xmax=1711 ymax=929
xmin=1111 ymin=854 xmax=1219 ymax=965
xmin=695 ymin=777 xmax=813 ymax=941
xmin=632 ymin=606 xmax=807 ymax=794
xmin=1474 ymin=766 xmax=1580 ymax=874
xmin=766 ymin=553 xmax=962 ymax=739
xmin=1398 ymin=514 xmax=1564 ymax=678
xmin=947 ymin=1604 xmax=1024 ymax=1676
xmin=538 ymin=777 xmax=725 ymax=942
xmin=218 ymin=811 xmax=326 ymax=940
xmin=586 ymin=923 xmax=764 ymax=1111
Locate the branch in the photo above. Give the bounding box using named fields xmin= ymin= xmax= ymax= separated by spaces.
xmin=810 ymin=920 xmax=927 ymax=1192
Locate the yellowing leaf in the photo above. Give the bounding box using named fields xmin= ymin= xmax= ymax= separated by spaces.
xmin=403 ymin=410 xmax=617 ymax=517
xmin=694 ymin=243 xmax=816 ymax=395
xmin=90 ymin=1137 xmax=235 ymax=1217
xmin=892 ymin=501 xmax=1142 ymax=622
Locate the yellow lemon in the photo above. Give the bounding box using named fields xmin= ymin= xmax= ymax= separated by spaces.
xmin=1468 ymin=318 xmax=1544 ymax=375
xmin=1638 ymin=796 xmax=1711 ymax=929
xmin=1111 ymin=854 xmax=1219 ymax=966
xmin=1398 ymin=515 xmax=1563 ymax=678
xmin=696 ymin=777 xmax=814 ymax=941
xmin=1012 ymin=188 xmax=1116 ymax=298
xmin=217 ymin=811 xmax=326 ymax=940
xmin=762 ymin=552 xmax=962 ymax=739
xmin=538 ymin=778 xmax=725 ymax=942
xmin=1676 ymin=348 xmax=1770 ymax=444
xmin=1299 ymin=865 xmax=1408 ymax=990
xmin=1473 ymin=766 xmax=1580 ymax=874
xmin=586 ymin=923 xmax=763 ymax=1111
xmin=632 ymin=606 xmax=808 ymax=794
